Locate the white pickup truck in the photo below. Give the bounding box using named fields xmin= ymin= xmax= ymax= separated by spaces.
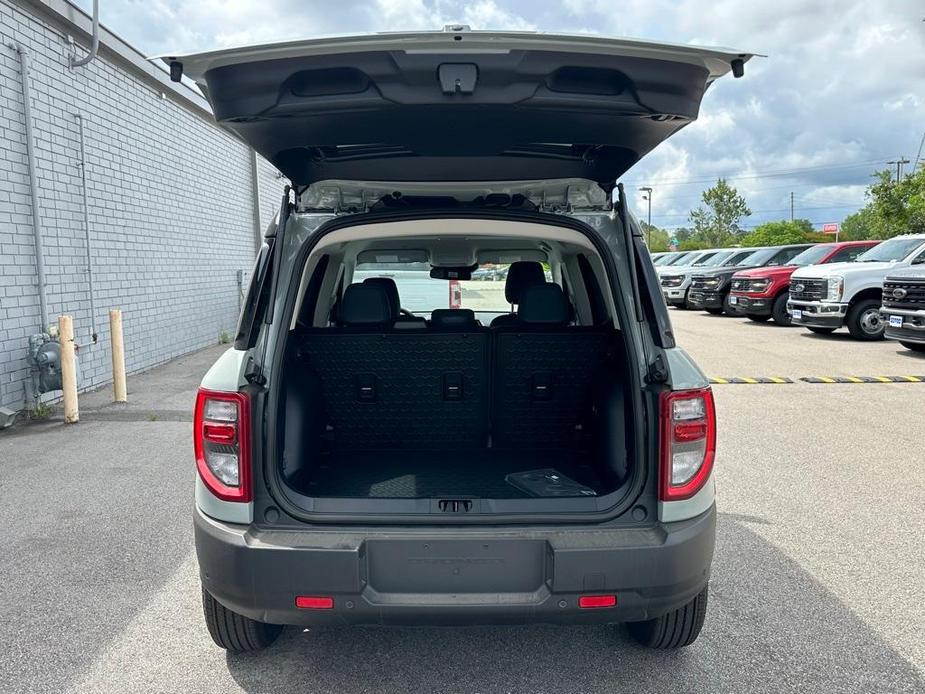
xmin=787 ymin=234 xmax=925 ymax=340
xmin=880 ymin=267 xmax=925 ymax=352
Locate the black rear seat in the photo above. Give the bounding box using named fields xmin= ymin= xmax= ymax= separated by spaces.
xmin=301 ymin=283 xmax=489 ymax=450
xmin=492 ymin=283 xmax=612 ymax=449
xmin=299 ymin=281 xmax=610 ymax=454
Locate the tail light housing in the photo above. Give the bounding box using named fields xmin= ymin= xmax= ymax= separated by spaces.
xmin=659 ymin=388 xmax=716 ymax=501
xmin=194 ymin=388 xmax=251 ymax=502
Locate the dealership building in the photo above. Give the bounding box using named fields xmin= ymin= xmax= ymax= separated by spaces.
xmin=0 ymin=0 xmax=284 ymax=412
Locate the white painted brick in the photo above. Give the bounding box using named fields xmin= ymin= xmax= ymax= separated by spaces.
xmin=0 ymin=1 xmax=285 ymax=408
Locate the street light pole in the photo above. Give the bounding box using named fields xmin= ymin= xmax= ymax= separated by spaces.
xmin=638 ymin=186 xmax=653 ymax=246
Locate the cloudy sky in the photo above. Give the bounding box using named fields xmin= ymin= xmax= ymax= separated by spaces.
xmin=76 ymin=0 xmax=925 ymax=231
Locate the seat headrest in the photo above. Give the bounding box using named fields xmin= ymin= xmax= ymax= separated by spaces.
xmin=430 ymin=308 xmax=477 ymax=330
xmin=517 ymin=283 xmax=570 ymax=325
xmin=362 ymin=277 xmax=400 ymax=320
xmin=337 ymin=283 xmax=393 ymax=326
xmin=504 ymin=261 xmax=546 ymax=304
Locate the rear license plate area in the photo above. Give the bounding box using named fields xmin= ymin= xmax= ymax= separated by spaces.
xmin=365 ymin=539 xmax=546 ymax=595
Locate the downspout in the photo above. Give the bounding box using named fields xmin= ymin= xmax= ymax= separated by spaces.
xmin=11 ymin=44 xmax=50 ymax=333
xmin=75 ymin=114 xmax=98 ymax=343
xmin=70 ymin=0 xmax=100 ymax=69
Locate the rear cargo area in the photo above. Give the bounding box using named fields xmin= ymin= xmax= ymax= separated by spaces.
xmin=279 ymin=322 xmax=631 ymax=501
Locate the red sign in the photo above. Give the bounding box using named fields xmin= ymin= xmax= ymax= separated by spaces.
xmin=822 ymin=223 xmax=839 ymax=234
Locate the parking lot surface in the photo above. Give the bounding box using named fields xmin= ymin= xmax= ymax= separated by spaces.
xmin=2 ymin=313 xmax=924 ymax=693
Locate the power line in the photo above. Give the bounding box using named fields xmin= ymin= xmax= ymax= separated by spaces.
xmin=626 ymin=158 xmax=891 ymax=188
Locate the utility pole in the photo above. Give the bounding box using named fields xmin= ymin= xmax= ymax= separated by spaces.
xmin=888 ymin=157 xmax=910 ymax=183
xmin=790 ymin=191 xmax=794 ymax=221
xmin=638 ymin=186 xmax=653 ymax=246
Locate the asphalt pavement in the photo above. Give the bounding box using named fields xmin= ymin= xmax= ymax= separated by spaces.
xmin=1 ymin=315 xmax=923 ymax=693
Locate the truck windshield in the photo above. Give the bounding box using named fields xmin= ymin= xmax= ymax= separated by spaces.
xmin=855 ymin=237 xmax=924 ymax=262
xmin=699 ymin=250 xmax=734 ymax=266
xmin=663 ymin=252 xmax=694 ymax=266
xmin=789 ymin=244 xmax=836 ymax=266
xmin=734 ymin=248 xmax=773 ymax=266
xmin=691 ymin=251 xmax=722 ymax=266
xmin=721 ymin=250 xmax=757 ymax=266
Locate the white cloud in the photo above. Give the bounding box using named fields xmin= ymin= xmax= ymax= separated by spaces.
xmin=73 ymin=0 xmax=925 ymax=228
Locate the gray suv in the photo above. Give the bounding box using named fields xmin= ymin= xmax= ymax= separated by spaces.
xmin=166 ymin=29 xmax=750 ymax=652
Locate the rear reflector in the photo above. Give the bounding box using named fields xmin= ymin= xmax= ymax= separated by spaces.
xmin=296 ymin=596 xmax=334 ymax=609
xmin=578 ymin=595 xmax=616 ymax=609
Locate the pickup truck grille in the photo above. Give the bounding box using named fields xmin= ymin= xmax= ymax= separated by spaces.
xmin=882 ymin=279 xmax=925 ymax=310
xmin=730 ymin=278 xmax=748 ymax=291
xmin=690 ymin=276 xmax=719 ymax=290
xmin=789 ymin=278 xmax=826 ymax=301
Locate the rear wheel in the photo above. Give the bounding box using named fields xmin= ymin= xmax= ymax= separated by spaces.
xmin=746 ymin=314 xmax=770 ymax=323
xmin=627 ymin=585 xmax=709 ymax=649
xmin=846 ymin=299 xmax=884 ymax=341
xmin=202 ymin=587 xmax=282 ymax=652
xmin=807 ymin=326 xmax=836 ymax=335
xmin=771 ymin=292 xmax=791 ymax=326
xmin=900 ymin=341 xmax=925 ymax=353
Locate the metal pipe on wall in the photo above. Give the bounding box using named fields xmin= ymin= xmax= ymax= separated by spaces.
xmin=75 ymin=113 xmax=98 ymax=343
xmin=70 ymin=0 xmax=100 ymax=69
xmin=11 ymin=44 xmax=50 ymax=333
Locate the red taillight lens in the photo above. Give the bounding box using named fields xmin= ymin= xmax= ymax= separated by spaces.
xmin=194 ymin=388 xmax=251 ymax=502
xmin=659 ymin=388 xmax=716 ymax=501
xmin=296 ymin=596 xmax=334 ymax=609
xmin=579 ymin=595 xmax=617 ymax=609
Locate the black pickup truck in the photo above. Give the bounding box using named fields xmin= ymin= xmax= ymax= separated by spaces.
xmin=687 ymin=244 xmax=811 ymax=315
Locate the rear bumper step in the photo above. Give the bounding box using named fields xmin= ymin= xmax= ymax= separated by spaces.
xmin=195 ymin=504 xmax=715 ymax=626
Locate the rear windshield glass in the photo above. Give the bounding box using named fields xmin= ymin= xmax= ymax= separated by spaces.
xmin=789 ymin=244 xmax=836 ymax=266
xmin=855 ymin=237 xmax=924 ymax=262
xmin=354 ymin=262 xmax=550 ymax=314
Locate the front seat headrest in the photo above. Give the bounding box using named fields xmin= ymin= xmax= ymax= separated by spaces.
xmin=517 ymin=283 xmax=570 ymax=325
xmin=362 ymin=277 xmax=400 ymax=320
xmin=430 ymin=308 xmax=477 ymax=330
xmin=337 ymin=283 xmax=393 ymax=326
xmin=504 ymin=261 xmax=546 ymax=304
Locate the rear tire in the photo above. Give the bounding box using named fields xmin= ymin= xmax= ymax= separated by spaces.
xmin=627 ymin=585 xmax=709 ymax=649
xmin=746 ymin=314 xmax=770 ymax=323
xmin=807 ymin=326 xmax=836 ymax=335
xmin=900 ymin=341 xmax=925 ymax=353
xmin=202 ymin=587 xmax=282 ymax=652
xmin=771 ymin=292 xmax=791 ymax=326
xmin=846 ymin=299 xmax=884 ymax=341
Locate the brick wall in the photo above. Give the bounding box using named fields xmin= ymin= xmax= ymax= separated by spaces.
xmin=0 ymin=0 xmax=284 ymax=409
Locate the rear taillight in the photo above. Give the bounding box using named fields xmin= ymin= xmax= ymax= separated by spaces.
xmin=659 ymin=388 xmax=716 ymax=501
xmin=194 ymin=388 xmax=251 ymax=502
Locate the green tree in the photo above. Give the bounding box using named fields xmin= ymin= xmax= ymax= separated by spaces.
xmin=641 ymin=222 xmax=671 ymax=252
xmin=840 ymin=206 xmax=879 ymax=240
xmin=867 ymin=167 xmax=925 ymax=237
xmin=688 ymin=179 xmax=752 ymax=247
xmin=740 ymin=219 xmax=821 ymax=247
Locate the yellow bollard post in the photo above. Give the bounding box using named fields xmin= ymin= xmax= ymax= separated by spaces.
xmin=110 ymin=309 xmax=127 ymax=403
xmin=58 ymin=314 xmax=79 ymax=423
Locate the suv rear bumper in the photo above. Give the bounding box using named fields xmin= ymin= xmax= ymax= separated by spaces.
xmin=786 ymin=299 xmax=846 ymax=329
xmin=880 ymin=307 xmax=925 ymax=343
xmin=195 ymin=504 xmax=715 ymax=627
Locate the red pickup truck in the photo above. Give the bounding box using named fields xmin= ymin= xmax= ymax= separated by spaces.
xmin=728 ymin=240 xmax=880 ymax=325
